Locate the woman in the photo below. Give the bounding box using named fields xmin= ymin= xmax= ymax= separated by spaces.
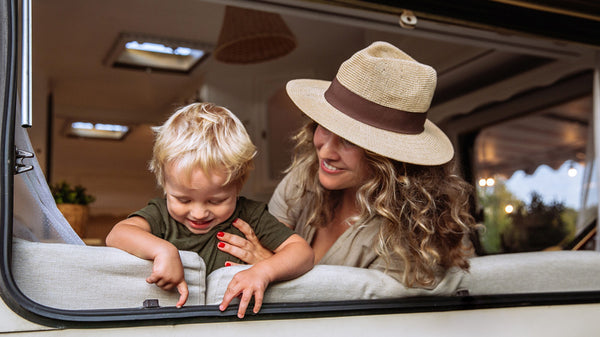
xmin=218 ymin=41 xmax=476 ymax=288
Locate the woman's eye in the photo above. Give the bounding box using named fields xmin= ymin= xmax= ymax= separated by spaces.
xmin=341 ymin=138 xmax=356 ymax=147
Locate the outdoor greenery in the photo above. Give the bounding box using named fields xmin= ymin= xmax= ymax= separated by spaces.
xmin=50 ymin=181 xmax=96 ymax=205
xmin=477 ymin=180 xmax=576 ymax=254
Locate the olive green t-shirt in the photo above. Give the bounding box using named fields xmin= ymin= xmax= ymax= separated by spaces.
xmin=130 ymin=196 xmax=295 ymax=275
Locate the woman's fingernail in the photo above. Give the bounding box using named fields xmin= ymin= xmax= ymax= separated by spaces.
xmin=218 ymin=242 xmax=225 ymax=248
xmin=217 ymin=231 xmax=224 ymax=237
xmin=233 ymin=219 xmax=238 ymax=225
xmin=225 ymin=262 xmax=231 ymax=267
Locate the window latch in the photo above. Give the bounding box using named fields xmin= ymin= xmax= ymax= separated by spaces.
xmin=143 ymin=299 xmax=160 ymax=309
xmin=15 ymin=148 xmax=34 ymax=175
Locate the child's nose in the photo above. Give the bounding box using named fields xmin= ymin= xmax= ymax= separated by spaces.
xmin=189 ymin=205 xmax=209 ymax=219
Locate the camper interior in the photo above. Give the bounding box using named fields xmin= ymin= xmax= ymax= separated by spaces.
xmin=27 ymin=0 xmax=598 ymax=248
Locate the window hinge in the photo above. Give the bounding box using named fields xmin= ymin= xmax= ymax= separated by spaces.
xmin=15 ymin=148 xmax=34 ymax=175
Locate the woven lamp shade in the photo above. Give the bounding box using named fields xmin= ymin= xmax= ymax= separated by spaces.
xmin=214 ymin=6 xmax=297 ymax=64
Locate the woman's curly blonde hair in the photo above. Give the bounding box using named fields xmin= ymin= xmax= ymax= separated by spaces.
xmin=286 ymin=121 xmax=476 ymax=288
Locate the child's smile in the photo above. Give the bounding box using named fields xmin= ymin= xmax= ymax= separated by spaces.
xmin=187 ymin=218 xmax=216 ymax=231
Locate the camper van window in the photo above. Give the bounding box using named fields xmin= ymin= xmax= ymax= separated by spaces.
xmin=3 ymin=0 xmax=600 ymax=329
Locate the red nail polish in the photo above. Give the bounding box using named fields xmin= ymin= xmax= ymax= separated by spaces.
xmin=218 ymin=242 xmax=225 ymax=248
xmin=225 ymin=262 xmax=231 ymax=267
xmin=217 ymin=231 xmax=224 ymax=237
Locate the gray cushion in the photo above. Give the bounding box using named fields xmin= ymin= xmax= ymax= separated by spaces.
xmin=205 ymin=264 xmax=465 ymax=305
xmin=462 ymin=250 xmax=600 ymax=295
xmin=12 ymin=239 xmax=205 ymax=310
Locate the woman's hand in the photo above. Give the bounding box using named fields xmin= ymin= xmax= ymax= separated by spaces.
xmin=217 ymin=218 xmax=274 ymax=265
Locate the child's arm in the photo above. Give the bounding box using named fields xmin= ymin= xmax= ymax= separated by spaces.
xmin=105 ymin=216 xmax=189 ymax=308
xmin=219 ymin=233 xmax=314 ymax=318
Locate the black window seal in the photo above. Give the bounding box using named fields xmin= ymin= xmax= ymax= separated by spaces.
xmin=4 ymin=291 xmax=600 ymax=329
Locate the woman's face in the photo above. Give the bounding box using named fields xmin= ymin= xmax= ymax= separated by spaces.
xmin=313 ymin=125 xmax=370 ymax=191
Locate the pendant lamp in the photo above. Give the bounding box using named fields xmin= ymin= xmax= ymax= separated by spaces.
xmin=214 ymin=6 xmax=297 ymax=64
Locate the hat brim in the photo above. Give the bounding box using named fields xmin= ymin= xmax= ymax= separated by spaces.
xmin=286 ymin=79 xmax=454 ymax=166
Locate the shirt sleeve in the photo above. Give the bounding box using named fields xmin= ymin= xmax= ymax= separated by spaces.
xmin=129 ymin=198 xmax=169 ymax=238
xmin=267 ymin=170 xmax=303 ymax=230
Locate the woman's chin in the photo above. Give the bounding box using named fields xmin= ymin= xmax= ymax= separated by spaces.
xmin=318 ymin=175 xmax=348 ymax=191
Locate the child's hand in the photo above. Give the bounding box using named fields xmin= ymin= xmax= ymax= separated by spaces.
xmin=147 ymin=250 xmax=189 ymax=308
xmin=219 ymin=267 xmax=270 ymax=318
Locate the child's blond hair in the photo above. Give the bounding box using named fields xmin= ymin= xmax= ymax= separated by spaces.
xmin=150 ymin=103 xmax=256 ymax=191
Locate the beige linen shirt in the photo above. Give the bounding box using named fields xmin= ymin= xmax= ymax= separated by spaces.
xmin=268 ymin=167 xmax=404 ymax=282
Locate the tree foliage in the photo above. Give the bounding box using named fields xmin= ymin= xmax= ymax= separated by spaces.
xmin=477 ymin=181 xmax=576 ymax=254
xmin=502 ymin=192 xmax=574 ymax=253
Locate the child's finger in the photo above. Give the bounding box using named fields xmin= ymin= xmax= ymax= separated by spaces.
xmin=146 ymin=274 xmax=158 ymax=284
xmin=155 ymin=279 xmax=168 ymax=289
xmin=219 ymin=285 xmax=240 ymax=312
xmin=237 ymin=290 xmax=253 ymax=319
xmin=253 ymin=290 xmax=264 ymax=314
xmin=176 ymin=280 xmax=189 ymax=308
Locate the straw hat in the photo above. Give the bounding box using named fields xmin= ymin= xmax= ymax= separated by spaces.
xmin=286 ymin=41 xmax=454 ymax=165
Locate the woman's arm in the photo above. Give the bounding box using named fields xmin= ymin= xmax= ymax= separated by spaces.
xmin=105 ymin=216 xmax=189 ymax=307
xmin=219 ymin=233 xmax=314 ymax=318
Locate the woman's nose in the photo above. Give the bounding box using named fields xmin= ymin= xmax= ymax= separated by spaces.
xmin=320 ymin=133 xmax=342 ymax=154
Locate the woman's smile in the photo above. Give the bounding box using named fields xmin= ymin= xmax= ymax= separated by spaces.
xmin=321 ymin=159 xmax=343 ymax=174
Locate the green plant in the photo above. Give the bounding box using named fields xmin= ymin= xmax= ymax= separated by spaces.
xmin=50 ymin=181 xmax=95 ymax=205
xmin=502 ymin=192 xmax=574 ymax=253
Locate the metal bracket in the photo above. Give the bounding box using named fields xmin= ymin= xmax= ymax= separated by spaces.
xmin=15 ymin=148 xmax=34 ymax=174
xmin=399 ymin=10 xmax=417 ymax=29
xmin=142 ymin=299 xmax=160 ymax=309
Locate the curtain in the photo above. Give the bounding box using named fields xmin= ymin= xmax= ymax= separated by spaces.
xmin=13 ymin=118 xmax=83 ymax=244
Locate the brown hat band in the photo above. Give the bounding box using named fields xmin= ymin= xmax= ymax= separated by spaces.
xmin=324 ymin=78 xmax=427 ymax=134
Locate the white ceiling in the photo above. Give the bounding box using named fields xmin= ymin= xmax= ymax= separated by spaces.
xmin=34 ymin=0 xmax=593 ymax=122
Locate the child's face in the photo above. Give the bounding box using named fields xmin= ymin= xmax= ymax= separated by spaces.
xmin=163 ymin=164 xmax=238 ymax=235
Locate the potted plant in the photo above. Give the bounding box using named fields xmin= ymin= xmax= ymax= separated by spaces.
xmin=50 ymin=181 xmax=95 ymax=237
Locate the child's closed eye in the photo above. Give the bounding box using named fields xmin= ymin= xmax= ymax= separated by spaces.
xmin=209 ymin=199 xmax=226 ymax=205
